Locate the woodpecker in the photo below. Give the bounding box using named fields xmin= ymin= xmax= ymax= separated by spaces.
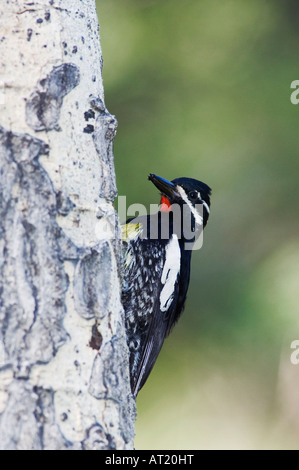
xmin=122 ymin=174 xmax=211 ymax=397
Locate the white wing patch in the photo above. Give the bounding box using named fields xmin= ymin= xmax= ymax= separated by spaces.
xmin=160 ymin=235 xmax=181 ymax=312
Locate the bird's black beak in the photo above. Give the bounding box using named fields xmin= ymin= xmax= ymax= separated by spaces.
xmin=148 ymin=174 xmax=179 ymax=200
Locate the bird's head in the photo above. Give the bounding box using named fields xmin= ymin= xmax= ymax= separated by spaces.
xmin=148 ymin=173 xmax=211 ymax=230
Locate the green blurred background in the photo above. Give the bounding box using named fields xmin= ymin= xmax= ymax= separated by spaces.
xmin=97 ymin=0 xmax=299 ymax=449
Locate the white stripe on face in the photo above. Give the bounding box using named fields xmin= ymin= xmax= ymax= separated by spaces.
xmin=177 ymin=186 xmax=203 ymax=226
xmin=202 ymin=200 xmax=210 ymax=214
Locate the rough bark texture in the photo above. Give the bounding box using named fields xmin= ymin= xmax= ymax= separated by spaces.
xmin=0 ymin=0 xmax=135 ymax=450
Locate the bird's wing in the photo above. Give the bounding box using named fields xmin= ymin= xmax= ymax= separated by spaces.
xmin=121 ymin=220 xmax=145 ymax=298
xmin=132 ymin=278 xmax=180 ymax=396
xmin=122 ymin=227 xmax=182 ymax=396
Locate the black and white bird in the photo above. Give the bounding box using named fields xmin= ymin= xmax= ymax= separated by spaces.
xmin=122 ymin=174 xmax=211 ymax=397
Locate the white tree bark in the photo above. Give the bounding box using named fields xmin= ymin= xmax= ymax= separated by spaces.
xmin=0 ymin=0 xmax=135 ymax=450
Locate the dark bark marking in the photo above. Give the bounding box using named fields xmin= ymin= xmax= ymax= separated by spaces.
xmin=91 ymin=103 xmax=118 ymax=201
xmin=56 ymin=190 xmax=75 ymax=216
xmin=0 ymin=126 xmax=69 ymax=377
xmin=27 ymin=28 xmax=33 ymax=41
xmin=84 ymin=109 xmax=95 ymax=121
xmin=89 ymin=323 xmax=103 ymax=351
xmin=83 ymin=124 xmax=94 ymax=134
xmin=26 ymin=63 xmax=80 ymax=132
xmin=33 ymin=385 xmax=73 ymax=449
xmin=82 ymin=423 xmax=115 ymax=450
xmin=0 ymin=380 xmax=73 ymax=450
xmin=89 ymin=95 xmax=105 ymax=113
xmin=74 ymin=242 xmax=112 ymax=320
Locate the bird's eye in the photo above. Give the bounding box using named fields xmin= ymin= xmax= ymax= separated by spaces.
xmin=188 ymin=191 xmax=198 ymax=200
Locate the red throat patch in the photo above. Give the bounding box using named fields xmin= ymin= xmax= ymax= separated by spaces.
xmin=160 ymin=195 xmax=171 ymax=212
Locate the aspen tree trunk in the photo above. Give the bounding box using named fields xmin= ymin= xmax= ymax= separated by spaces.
xmin=0 ymin=0 xmax=135 ymax=450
